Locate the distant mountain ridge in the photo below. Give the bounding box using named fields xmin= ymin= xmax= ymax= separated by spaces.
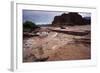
xmin=83 ymin=17 xmax=91 ymax=24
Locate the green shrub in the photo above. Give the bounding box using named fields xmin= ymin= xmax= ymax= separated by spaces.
xmin=23 ymin=21 xmax=39 ymax=32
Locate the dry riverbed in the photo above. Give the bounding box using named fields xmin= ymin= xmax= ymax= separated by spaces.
xmin=23 ymin=25 xmax=91 ymax=62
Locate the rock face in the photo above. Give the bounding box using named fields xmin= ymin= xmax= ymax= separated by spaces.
xmin=52 ymin=12 xmax=86 ymax=26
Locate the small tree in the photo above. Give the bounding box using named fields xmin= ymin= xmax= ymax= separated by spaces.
xmin=23 ymin=21 xmax=39 ymax=32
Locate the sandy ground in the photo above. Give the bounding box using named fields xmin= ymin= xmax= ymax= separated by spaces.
xmin=23 ymin=25 xmax=91 ymax=62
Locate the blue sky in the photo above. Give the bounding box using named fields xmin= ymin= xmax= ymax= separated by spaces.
xmin=23 ymin=10 xmax=91 ymax=25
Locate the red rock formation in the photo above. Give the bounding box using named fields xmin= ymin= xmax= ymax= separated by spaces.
xmin=52 ymin=12 xmax=86 ymax=26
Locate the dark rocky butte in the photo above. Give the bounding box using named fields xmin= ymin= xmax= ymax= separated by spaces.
xmin=52 ymin=12 xmax=89 ymax=26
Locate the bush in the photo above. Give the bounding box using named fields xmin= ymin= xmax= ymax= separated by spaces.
xmin=23 ymin=21 xmax=39 ymax=32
